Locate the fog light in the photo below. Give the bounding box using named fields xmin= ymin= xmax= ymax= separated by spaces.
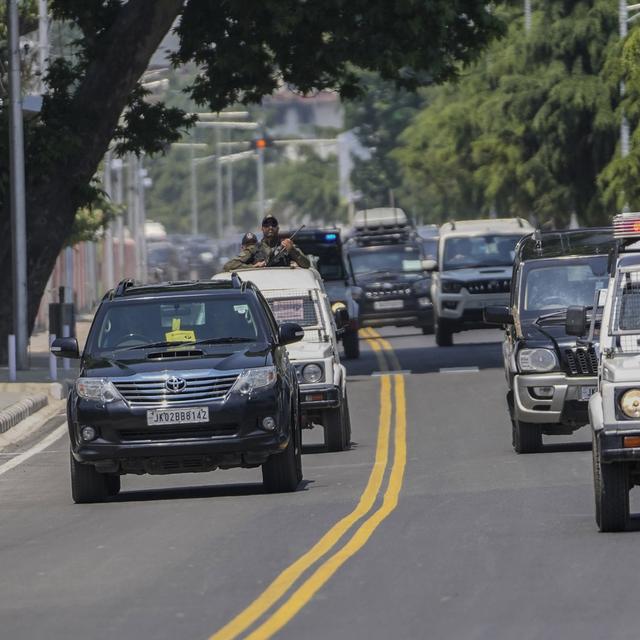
xmin=532 ymin=386 xmax=554 ymax=398
xmin=443 ymin=301 xmax=457 ymax=310
xmin=80 ymin=426 xmax=97 ymax=442
xmin=418 ymin=297 xmax=431 ymax=308
xmin=262 ymin=417 xmax=276 ymax=431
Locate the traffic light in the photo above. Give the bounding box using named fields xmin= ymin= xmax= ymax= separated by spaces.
xmin=250 ymin=136 xmax=273 ymax=150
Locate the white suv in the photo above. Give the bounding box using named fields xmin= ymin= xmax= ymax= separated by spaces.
xmin=430 ymin=218 xmax=533 ymax=346
xmin=213 ymin=267 xmax=351 ymax=451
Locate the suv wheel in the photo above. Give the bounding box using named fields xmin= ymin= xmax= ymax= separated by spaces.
xmin=324 ymin=402 xmax=348 ymax=452
xmin=262 ymin=405 xmax=302 ymax=493
xmin=434 ymin=314 xmax=453 ymax=347
xmin=70 ymin=450 xmax=109 ymax=503
xmin=342 ymin=328 xmax=360 ymax=359
xmin=512 ymin=418 xmax=542 ymax=454
xmin=593 ymin=433 xmax=628 ymax=532
xmin=106 ymin=474 xmax=121 ymax=497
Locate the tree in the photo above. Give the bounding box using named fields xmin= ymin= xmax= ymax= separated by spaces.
xmin=394 ymin=0 xmax=620 ymax=226
xmin=0 ymin=0 xmax=503 ymax=358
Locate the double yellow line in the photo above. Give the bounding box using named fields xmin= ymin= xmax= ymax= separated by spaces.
xmin=210 ymin=329 xmax=407 ymax=640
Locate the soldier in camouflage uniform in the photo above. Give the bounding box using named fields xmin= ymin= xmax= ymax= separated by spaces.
xmin=222 ymin=232 xmax=259 ymax=271
xmin=254 ymin=215 xmax=310 ymax=268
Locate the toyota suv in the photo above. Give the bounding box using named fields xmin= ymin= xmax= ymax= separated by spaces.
xmin=484 ymin=228 xmax=615 ymax=453
xmin=51 ymin=277 xmax=304 ymax=503
xmin=430 ymin=218 xmax=534 ymax=346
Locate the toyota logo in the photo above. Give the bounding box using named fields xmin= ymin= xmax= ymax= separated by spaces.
xmin=165 ymin=376 xmax=187 ymax=393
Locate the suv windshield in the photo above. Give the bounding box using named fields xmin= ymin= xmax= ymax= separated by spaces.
xmin=522 ymin=256 xmax=608 ymax=314
xmin=86 ymin=295 xmax=262 ymax=355
xmin=442 ymin=234 xmax=522 ymax=270
xmin=349 ymin=245 xmax=423 ymax=276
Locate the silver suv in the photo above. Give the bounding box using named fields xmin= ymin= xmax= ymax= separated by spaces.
xmin=430 ymin=218 xmax=533 ymax=346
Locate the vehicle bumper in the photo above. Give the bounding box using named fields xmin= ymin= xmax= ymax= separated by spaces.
xmin=513 ymin=373 xmax=595 ymax=425
xmin=299 ymin=384 xmax=341 ymax=410
xmin=70 ymin=392 xmax=288 ymax=473
xmin=359 ymin=300 xmax=433 ymax=329
xmin=598 ymin=429 xmax=640 ymax=462
xmin=438 ymin=291 xmax=509 ymax=327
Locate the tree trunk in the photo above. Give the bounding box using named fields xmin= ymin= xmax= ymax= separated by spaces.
xmin=0 ymin=0 xmax=183 ymax=362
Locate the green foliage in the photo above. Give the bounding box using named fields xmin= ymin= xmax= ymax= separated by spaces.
xmin=394 ymin=0 xmax=621 ymax=226
xmin=267 ymin=149 xmax=347 ymax=224
xmin=343 ymin=71 xmax=426 ymax=214
xmin=66 ymin=191 xmax=122 ymax=246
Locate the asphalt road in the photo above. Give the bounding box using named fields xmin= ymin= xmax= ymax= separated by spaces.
xmin=1 ymin=327 xmax=639 ymax=639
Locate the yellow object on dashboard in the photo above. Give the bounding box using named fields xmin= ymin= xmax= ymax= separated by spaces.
xmin=165 ymin=318 xmax=196 ymax=343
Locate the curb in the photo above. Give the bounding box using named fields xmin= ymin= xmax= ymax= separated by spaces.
xmin=0 ymin=394 xmax=49 ymax=434
xmin=0 ymin=399 xmax=66 ymax=452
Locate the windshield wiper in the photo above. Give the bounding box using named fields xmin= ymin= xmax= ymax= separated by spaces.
xmin=192 ymin=337 xmax=255 ymax=345
xmin=124 ymin=337 xmax=255 ymax=350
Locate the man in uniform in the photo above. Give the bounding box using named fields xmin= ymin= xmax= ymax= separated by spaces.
xmin=253 ymin=215 xmax=310 ymax=268
xmin=222 ymin=232 xmax=259 ymax=271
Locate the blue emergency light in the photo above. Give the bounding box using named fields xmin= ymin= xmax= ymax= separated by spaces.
xmin=324 ymin=233 xmax=337 ymax=241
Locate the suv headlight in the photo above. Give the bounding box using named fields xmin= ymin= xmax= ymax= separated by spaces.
xmin=302 ymin=363 xmax=323 ymax=383
xmin=441 ymin=280 xmax=463 ymax=294
xmin=231 ymin=367 xmax=277 ymax=395
xmin=76 ymin=378 xmax=122 ymax=403
xmin=620 ymin=389 xmax=640 ymax=418
xmin=518 ymin=348 xmax=558 ymax=373
xmin=412 ymin=279 xmax=430 ymax=295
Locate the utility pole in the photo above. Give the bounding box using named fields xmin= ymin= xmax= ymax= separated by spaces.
xmin=37 ymin=0 xmax=49 ymax=93
xmin=226 ymin=128 xmax=234 ymax=231
xmin=103 ymin=151 xmax=115 ymax=289
xmin=215 ymin=127 xmax=223 ymax=238
xmin=190 ymin=144 xmax=199 ymax=235
xmin=8 ymin=0 xmax=29 ymax=369
xmin=524 ymin=0 xmax=532 ymax=33
xmin=256 ymin=147 xmax=265 ymax=224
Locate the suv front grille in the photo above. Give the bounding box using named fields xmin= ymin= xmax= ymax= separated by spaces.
xmin=563 ymin=347 xmax=598 ymax=376
xmin=113 ymin=373 xmax=239 ymax=407
xmin=466 ymin=279 xmax=510 ymax=295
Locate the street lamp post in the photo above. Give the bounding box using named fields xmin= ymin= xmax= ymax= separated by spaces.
xmin=8 ymin=0 xmax=29 ymax=369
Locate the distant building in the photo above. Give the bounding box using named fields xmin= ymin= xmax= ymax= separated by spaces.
xmin=263 ymin=87 xmax=344 ymax=136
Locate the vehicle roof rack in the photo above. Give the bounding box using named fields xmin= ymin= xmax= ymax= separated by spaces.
xmin=114 ymin=278 xmax=136 ymax=297
xmin=114 ymin=280 xmax=240 ymax=297
xmin=230 ymin=272 xmax=243 ymax=289
xmin=517 ymin=227 xmax=615 ymax=261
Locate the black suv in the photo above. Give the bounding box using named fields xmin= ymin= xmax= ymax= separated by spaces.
xmin=52 ymin=277 xmax=304 ymax=502
xmin=346 ymin=225 xmax=433 ymax=334
xmin=484 ymin=228 xmax=615 ymax=453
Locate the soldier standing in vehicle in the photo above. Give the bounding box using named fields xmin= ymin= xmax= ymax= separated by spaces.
xmin=222 ymin=232 xmax=259 ymax=271
xmin=253 ymin=215 xmax=310 ymax=268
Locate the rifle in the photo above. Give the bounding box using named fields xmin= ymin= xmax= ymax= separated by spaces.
xmin=266 ymin=224 xmax=306 ymax=267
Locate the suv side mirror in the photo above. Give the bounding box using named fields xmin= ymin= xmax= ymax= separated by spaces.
xmin=50 ymin=337 xmax=80 ymax=359
xmin=484 ymin=305 xmax=513 ymax=325
xmin=566 ymin=305 xmax=588 ymax=337
xmin=278 ymin=322 xmax=304 ymax=346
xmin=421 ymin=259 xmax=437 ymax=271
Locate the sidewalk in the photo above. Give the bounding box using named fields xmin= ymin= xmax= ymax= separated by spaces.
xmin=0 ymin=314 xmax=93 ymax=437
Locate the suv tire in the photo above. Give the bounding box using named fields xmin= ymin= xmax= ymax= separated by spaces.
xmin=106 ymin=474 xmax=121 ymax=497
xmin=342 ymin=328 xmax=360 ymax=359
xmin=593 ymin=433 xmax=628 ymax=532
xmin=262 ymin=405 xmax=302 ymax=493
xmin=512 ymin=418 xmax=542 ymax=454
xmin=70 ymin=450 xmax=109 ymax=503
xmin=324 ymin=402 xmax=348 ymax=452
xmin=434 ymin=314 xmax=453 ymax=347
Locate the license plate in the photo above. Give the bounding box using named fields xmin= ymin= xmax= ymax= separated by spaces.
xmin=373 ymin=300 xmax=404 ymax=310
xmin=580 ymin=386 xmax=597 ymax=401
xmin=146 ymin=407 xmax=209 ymax=426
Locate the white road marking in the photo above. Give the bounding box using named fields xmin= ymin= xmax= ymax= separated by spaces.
xmin=0 ymin=424 xmax=67 ymax=477
xmin=439 ymin=366 xmax=480 ymax=373
xmin=371 ymin=370 xmax=411 ymax=376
